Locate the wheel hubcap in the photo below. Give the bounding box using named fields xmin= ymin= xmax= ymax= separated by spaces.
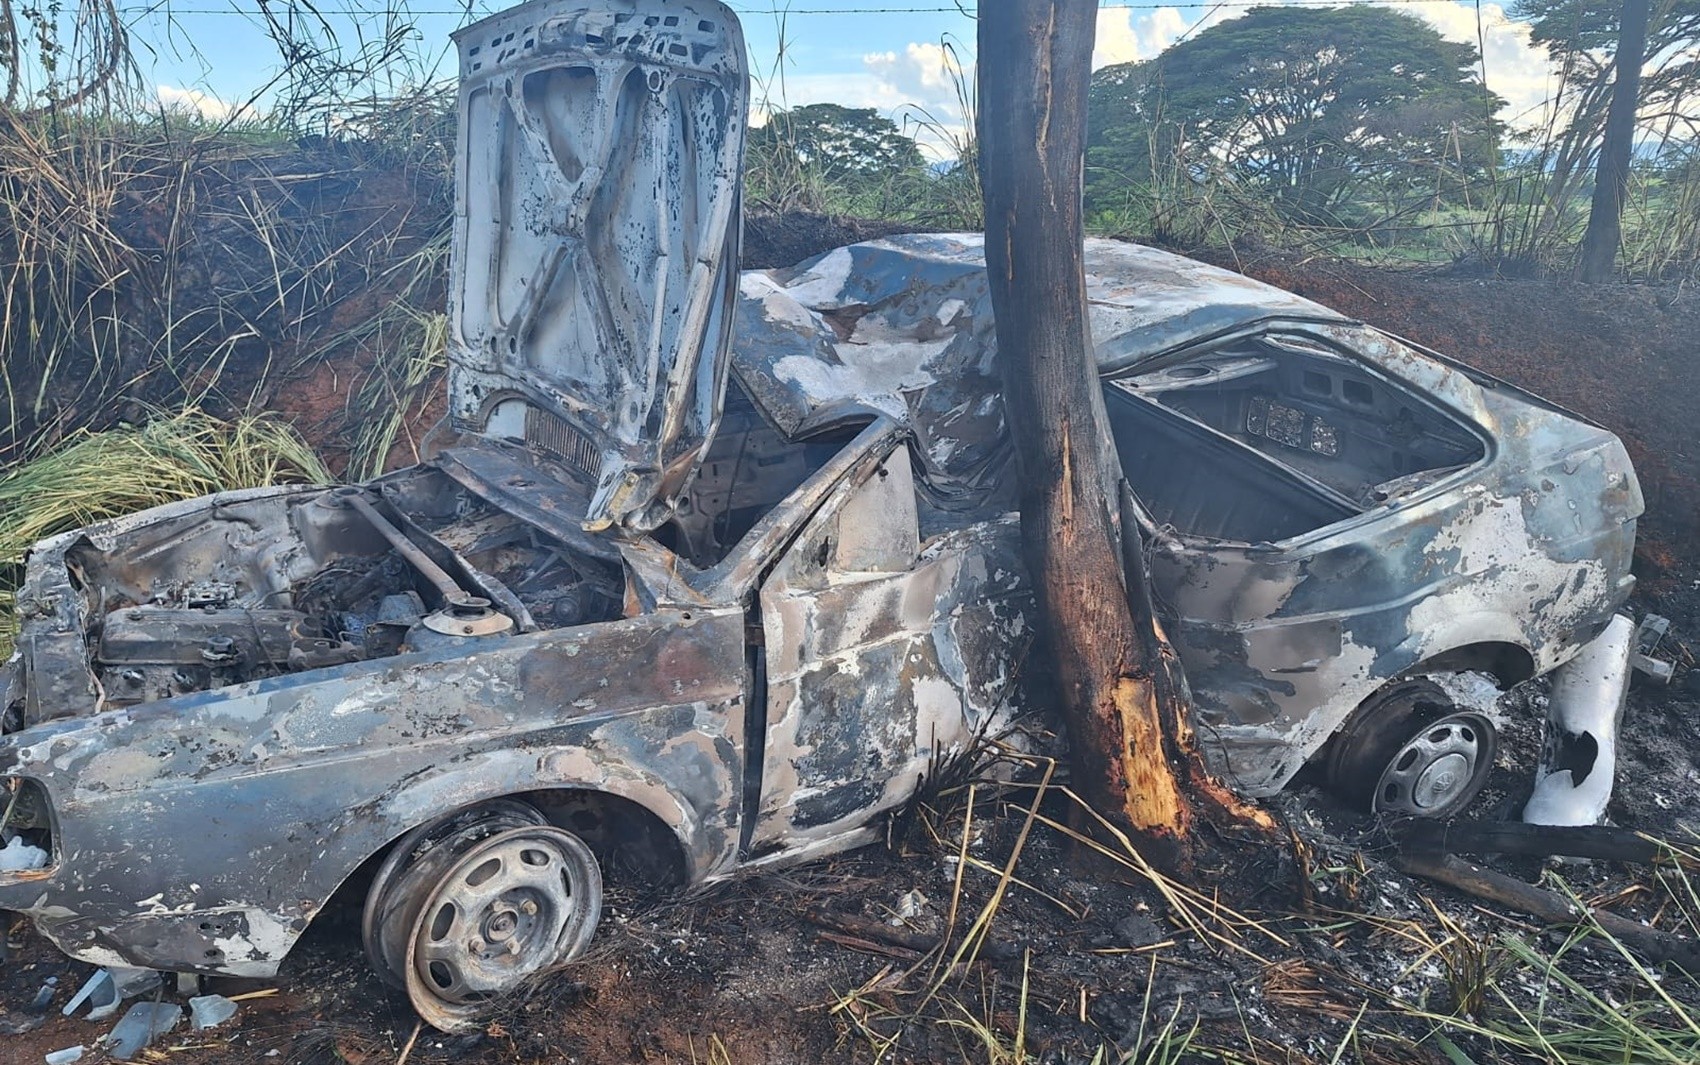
xmin=1374 ymin=713 xmax=1492 ymax=815
xmin=361 ymin=801 xmax=546 ymax=991
xmin=402 ymin=826 xmax=602 ymax=1031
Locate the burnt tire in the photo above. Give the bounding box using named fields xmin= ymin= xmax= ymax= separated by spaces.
xmin=397 ymin=824 xmax=602 ymax=1032
xmin=1325 ymin=677 xmax=1498 ymax=818
xmin=361 ymin=799 xmax=549 ymax=991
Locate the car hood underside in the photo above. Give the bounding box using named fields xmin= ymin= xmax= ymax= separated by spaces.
xmin=445 ymin=0 xmax=749 ymax=536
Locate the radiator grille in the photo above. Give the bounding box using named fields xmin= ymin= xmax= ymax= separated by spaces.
xmin=524 ymin=406 xmax=599 ymax=475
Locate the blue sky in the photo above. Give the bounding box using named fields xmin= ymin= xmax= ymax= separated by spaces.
xmin=123 ymin=1 xmax=976 ymax=108
xmin=106 ymin=1 xmax=1563 ymax=154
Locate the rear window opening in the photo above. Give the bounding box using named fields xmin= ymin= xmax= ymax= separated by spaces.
xmin=1108 ymin=332 xmax=1486 ymax=543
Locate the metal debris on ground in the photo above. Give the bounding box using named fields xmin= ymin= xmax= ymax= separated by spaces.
xmin=102 ymin=1000 xmax=182 ymax=1059
xmin=29 ymin=976 xmax=57 ymax=1011
xmin=43 ymin=1047 xmax=85 ymax=1065
xmin=59 ymin=970 xmax=116 ymax=1020
xmin=60 ymin=966 xmax=160 ymax=1021
xmin=1632 ymin=612 xmax=1676 ymax=684
xmin=894 ymin=889 xmax=929 ymax=921
xmin=188 ymin=993 xmax=239 ymax=1030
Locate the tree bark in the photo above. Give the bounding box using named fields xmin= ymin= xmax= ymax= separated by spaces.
xmin=977 ymin=0 xmax=1272 ymax=876
xmin=1578 ymin=0 xmax=1651 ymax=282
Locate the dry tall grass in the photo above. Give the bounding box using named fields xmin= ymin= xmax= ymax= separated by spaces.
xmin=0 ymin=407 xmax=330 ymax=655
xmin=0 ymin=90 xmax=453 ymax=473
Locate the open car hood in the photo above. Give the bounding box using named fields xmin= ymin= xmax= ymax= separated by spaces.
xmin=446 ymin=0 xmax=748 ymax=534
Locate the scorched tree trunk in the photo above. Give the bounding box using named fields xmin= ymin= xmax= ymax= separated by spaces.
xmin=976 ymin=0 xmax=1273 ymax=875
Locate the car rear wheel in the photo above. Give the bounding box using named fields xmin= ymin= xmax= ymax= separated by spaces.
xmin=1325 ymin=677 xmax=1499 ymax=818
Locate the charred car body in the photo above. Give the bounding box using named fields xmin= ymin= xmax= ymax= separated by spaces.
xmin=0 ymin=0 xmax=1640 ymax=1032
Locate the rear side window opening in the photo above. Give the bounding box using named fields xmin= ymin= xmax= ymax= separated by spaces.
xmin=1107 ymin=331 xmax=1486 ymax=543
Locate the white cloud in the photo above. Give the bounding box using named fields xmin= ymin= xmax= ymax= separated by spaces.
xmin=866 ymin=41 xmax=969 ymax=110
xmin=1410 ymin=2 xmax=1562 ymax=130
xmin=1093 ymin=7 xmax=1192 ymax=68
xmin=155 ymin=84 xmax=242 ymax=121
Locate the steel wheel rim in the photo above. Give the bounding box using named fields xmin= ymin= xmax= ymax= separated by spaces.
xmin=1373 ymin=711 xmax=1493 ymax=815
xmin=403 ymin=825 xmax=602 ymax=1032
xmin=362 ymin=801 xmax=546 ymax=990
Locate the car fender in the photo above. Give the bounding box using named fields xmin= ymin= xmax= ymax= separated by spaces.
xmin=1381 ymin=610 xmax=1532 ymax=685
xmin=359 ymin=745 xmax=722 ymax=882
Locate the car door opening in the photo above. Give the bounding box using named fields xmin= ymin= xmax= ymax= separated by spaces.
xmin=661 ymin=376 xmax=870 ymax=567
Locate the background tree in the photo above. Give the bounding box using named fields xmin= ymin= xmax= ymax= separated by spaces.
xmin=751 ymin=103 xmax=924 ymax=187
xmin=1082 ymin=59 xmax=1165 ymax=218
xmin=1519 ymin=0 xmax=1700 ymax=172
xmin=746 ymin=102 xmax=931 ymax=216
xmin=1088 ymin=6 xmax=1505 ymax=226
xmin=1518 ymin=0 xmax=1700 ymax=275
xmin=1579 ymin=0 xmax=1652 ymax=280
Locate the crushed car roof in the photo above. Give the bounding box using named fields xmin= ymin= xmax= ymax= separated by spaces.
xmin=731 ymin=232 xmax=1347 ymax=498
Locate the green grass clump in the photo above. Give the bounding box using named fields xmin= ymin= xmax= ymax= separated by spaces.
xmin=0 ymin=408 xmax=331 ymax=657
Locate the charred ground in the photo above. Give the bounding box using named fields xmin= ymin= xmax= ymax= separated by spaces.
xmin=2 ymin=216 xmax=1699 ymax=1064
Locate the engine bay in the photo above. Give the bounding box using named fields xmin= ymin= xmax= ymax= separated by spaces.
xmin=18 ymin=373 xmax=857 ymax=720
xmin=64 ymin=462 xmax=624 ymax=709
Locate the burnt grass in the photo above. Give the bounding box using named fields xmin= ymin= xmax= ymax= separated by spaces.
xmin=4 ymin=221 xmax=1700 ymax=1063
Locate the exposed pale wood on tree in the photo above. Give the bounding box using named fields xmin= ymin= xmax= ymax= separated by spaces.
xmin=1116 ymin=485 xmax=1276 ymax=838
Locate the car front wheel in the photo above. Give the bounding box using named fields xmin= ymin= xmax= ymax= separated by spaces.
xmin=363 ymin=801 xmax=603 ymax=1032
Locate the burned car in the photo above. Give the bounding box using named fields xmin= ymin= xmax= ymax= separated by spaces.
xmin=0 ymin=0 xmax=1640 ymax=1035
xmin=738 ymin=233 xmax=1641 ymax=812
